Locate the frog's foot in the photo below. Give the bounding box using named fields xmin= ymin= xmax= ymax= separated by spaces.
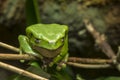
xmin=19 ymin=50 xmax=25 ymax=62
xmin=57 ymin=54 xmax=69 ymax=70
xmin=41 ymin=58 xmax=52 ymax=68
xmin=48 ymin=61 xmax=65 ymax=70
xmin=41 ymin=64 xmax=48 ymax=71
xmin=56 ymin=61 xmax=67 ymax=70
xmin=49 ymin=62 xmax=54 ymax=67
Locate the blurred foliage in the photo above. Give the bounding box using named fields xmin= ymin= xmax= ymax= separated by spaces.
xmin=39 ymin=0 xmax=120 ymax=57
xmin=96 ymin=76 xmax=120 ymax=80
xmin=39 ymin=0 xmax=108 ymax=58
xmin=25 ymin=0 xmax=41 ymax=26
xmin=0 ymin=0 xmax=120 ymax=80
xmin=0 ymin=0 xmax=26 ymax=27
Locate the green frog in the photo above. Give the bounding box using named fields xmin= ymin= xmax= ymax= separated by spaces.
xmin=18 ymin=24 xmax=69 ymax=69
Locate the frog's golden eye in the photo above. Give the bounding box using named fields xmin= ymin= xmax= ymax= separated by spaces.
xmin=28 ymin=33 xmax=33 ymax=38
xmin=35 ymin=38 xmax=41 ymax=43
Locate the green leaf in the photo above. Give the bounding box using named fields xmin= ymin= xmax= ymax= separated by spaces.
xmin=96 ymin=76 xmax=120 ymax=80
xmin=25 ymin=0 xmax=41 ymax=26
xmin=48 ymin=67 xmax=73 ymax=80
xmin=76 ymin=74 xmax=84 ymax=80
xmin=10 ymin=63 xmax=50 ymax=80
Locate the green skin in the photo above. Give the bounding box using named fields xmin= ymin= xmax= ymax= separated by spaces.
xmin=18 ymin=24 xmax=68 ymax=69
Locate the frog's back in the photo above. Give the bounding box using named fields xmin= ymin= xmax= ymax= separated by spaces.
xmin=26 ymin=24 xmax=68 ymax=40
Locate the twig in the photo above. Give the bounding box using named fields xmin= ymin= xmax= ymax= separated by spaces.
xmin=116 ymin=46 xmax=120 ymax=71
xmin=0 ymin=42 xmax=116 ymax=69
xmin=0 ymin=61 xmax=48 ymax=80
xmin=117 ymin=46 xmax=120 ymax=62
xmin=67 ymin=62 xmax=112 ymax=69
xmin=0 ymin=53 xmax=37 ymax=60
xmin=68 ymin=57 xmax=113 ymax=64
xmin=0 ymin=53 xmax=115 ymax=69
xmin=0 ymin=42 xmax=19 ymax=52
xmin=0 ymin=53 xmax=114 ymax=64
xmin=84 ymin=19 xmax=116 ymax=59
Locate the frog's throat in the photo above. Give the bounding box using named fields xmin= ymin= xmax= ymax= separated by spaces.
xmin=32 ymin=45 xmax=63 ymax=58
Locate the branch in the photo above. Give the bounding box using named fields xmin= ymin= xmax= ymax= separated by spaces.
xmin=0 ymin=61 xmax=48 ymax=80
xmin=67 ymin=62 xmax=111 ymax=69
xmin=0 ymin=53 xmax=116 ymax=69
xmin=117 ymin=46 xmax=120 ymax=62
xmin=0 ymin=53 xmax=114 ymax=64
xmin=0 ymin=42 xmax=19 ymax=52
xmin=68 ymin=57 xmax=113 ymax=64
xmin=84 ymin=19 xmax=116 ymax=59
xmin=0 ymin=42 xmax=116 ymax=69
xmin=0 ymin=53 xmax=36 ymax=60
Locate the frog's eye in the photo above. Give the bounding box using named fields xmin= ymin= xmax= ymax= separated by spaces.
xmin=35 ymin=38 xmax=41 ymax=43
xmin=28 ymin=33 xmax=33 ymax=38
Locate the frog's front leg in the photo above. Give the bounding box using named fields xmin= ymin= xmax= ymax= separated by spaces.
xmin=49 ymin=53 xmax=69 ymax=70
xmin=57 ymin=53 xmax=69 ymax=70
xmin=18 ymin=35 xmax=43 ymax=59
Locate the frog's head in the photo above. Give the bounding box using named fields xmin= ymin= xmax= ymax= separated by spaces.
xmin=26 ymin=24 xmax=68 ymax=58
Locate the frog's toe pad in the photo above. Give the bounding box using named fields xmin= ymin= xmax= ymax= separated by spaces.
xmin=56 ymin=63 xmax=66 ymax=70
xmin=49 ymin=62 xmax=54 ymax=67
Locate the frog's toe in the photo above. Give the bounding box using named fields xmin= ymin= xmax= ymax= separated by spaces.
xmin=56 ymin=63 xmax=66 ymax=70
xmin=56 ymin=66 xmax=61 ymax=70
xmin=61 ymin=63 xmax=66 ymax=68
xmin=49 ymin=62 xmax=54 ymax=67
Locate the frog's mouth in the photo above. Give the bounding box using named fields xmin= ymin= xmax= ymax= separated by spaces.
xmin=32 ymin=45 xmax=63 ymax=58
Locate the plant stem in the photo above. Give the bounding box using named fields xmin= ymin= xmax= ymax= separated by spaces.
xmin=0 ymin=53 xmax=36 ymax=60
xmin=0 ymin=42 xmax=19 ymax=52
xmin=0 ymin=42 xmax=116 ymax=69
xmin=67 ymin=62 xmax=111 ymax=69
xmin=0 ymin=53 xmax=115 ymax=69
xmin=0 ymin=53 xmax=114 ymax=64
xmin=68 ymin=57 xmax=113 ymax=64
xmin=0 ymin=61 xmax=48 ymax=80
xmin=84 ymin=19 xmax=116 ymax=59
